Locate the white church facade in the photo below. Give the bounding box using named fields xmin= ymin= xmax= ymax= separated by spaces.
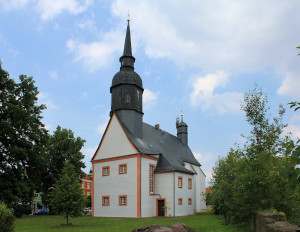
xmin=91 ymin=20 xmax=206 ymax=217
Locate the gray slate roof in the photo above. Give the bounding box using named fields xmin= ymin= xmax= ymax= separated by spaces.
xmin=116 ymin=113 xmax=201 ymax=174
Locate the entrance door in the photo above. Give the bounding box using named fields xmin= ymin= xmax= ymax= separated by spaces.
xmin=156 ymin=198 xmax=165 ymax=216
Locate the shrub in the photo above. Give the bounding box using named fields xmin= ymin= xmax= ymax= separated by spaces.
xmin=0 ymin=202 xmax=15 ymax=232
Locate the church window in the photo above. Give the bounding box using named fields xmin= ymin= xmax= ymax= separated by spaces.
xmin=188 ymin=198 xmax=192 ymax=205
xmin=102 ymin=166 xmax=110 ymax=176
xmin=125 ymin=94 xmax=130 ymax=104
xmin=102 ymin=196 xmax=110 ymax=206
xmin=119 ymin=164 xmax=127 ymax=174
xmin=82 ymin=183 xmax=85 ymax=188
xmin=87 ymin=192 xmax=90 ymax=196
xmin=178 ymin=198 xmax=183 ymax=205
xmin=149 ymin=164 xmax=155 ymax=195
xmin=119 ymin=195 xmax=127 ymax=206
xmin=178 ymin=176 xmax=182 ymax=188
xmin=137 ymin=90 xmax=140 ymax=102
xmin=87 ymin=183 xmax=90 ymax=189
xmin=188 ymin=178 xmax=192 ymax=189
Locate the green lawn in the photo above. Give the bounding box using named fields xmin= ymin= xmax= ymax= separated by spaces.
xmin=15 ymin=211 xmax=250 ymax=232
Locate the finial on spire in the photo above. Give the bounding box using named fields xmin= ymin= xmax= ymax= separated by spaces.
xmin=181 ymin=110 xmax=183 ymax=121
xmin=127 ymin=10 xmax=130 ymax=22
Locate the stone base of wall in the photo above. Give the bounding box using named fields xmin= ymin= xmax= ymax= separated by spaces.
xmin=252 ymin=212 xmax=300 ymax=232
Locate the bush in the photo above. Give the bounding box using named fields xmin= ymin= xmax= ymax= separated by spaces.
xmin=0 ymin=202 xmax=15 ymax=232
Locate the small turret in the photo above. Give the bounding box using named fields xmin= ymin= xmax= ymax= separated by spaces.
xmin=176 ymin=114 xmax=188 ymax=145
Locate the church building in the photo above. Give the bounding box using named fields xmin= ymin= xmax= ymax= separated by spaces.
xmin=91 ymin=20 xmax=206 ymax=217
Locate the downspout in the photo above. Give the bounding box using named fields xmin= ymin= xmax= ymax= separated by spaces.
xmin=173 ymin=170 xmax=175 ymax=217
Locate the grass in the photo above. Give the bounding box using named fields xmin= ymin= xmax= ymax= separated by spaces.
xmin=15 ymin=211 xmax=250 ymax=232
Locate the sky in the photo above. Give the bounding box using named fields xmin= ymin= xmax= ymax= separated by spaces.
xmin=1 ymin=0 xmax=300 ymax=185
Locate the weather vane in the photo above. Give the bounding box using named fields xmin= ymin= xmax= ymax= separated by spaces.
xmin=127 ymin=10 xmax=130 ymax=22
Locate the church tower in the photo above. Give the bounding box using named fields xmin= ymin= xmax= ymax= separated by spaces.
xmin=110 ymin=20 xmax=144 ymax=138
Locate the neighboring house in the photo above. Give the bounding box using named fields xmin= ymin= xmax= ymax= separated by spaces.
xmin=31 ymin=192 xmax=45 ymax=213
xmin=81 ymin=170 xmax=92 ymax=197
xmin=91 ymin=20 xmax=206 ymax=218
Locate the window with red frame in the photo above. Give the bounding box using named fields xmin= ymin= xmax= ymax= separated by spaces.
xmin=188 ymin=198 xmax=192 ymax=205
xmin=102 ymin=166 xmax=110 ymax=176
xmin=119 ymin=195 xmax=127 ymax=206
xmin=188 ymin=178 xmax=192 ymax=189
xmin=178 ymin=176 xmax=182 ymax=188
xmin=178 ymin=198 xmax=182 ymax=205
xmin=149 ymin=164 xmax=155 ymax=195
xmin=102 ymin=196 xmax=110 ymax=206
xmin=119 ymin=164 xmax=127 ymax=174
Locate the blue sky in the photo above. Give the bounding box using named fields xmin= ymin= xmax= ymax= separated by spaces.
xmin=1 ymin=0 xmax=300 ymax=184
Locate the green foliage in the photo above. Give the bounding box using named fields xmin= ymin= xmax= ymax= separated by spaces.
xmin=211 ymin=87 xmax=300 ymax=224
xmin=85 ymin=195 xmax=92 ymax=208
xmin=42 ymin=126 xmax=85 ymax=206
xmin=0 ymin=65 xmax=48 ymax=205
xmin=0 ymin=201 xmax=15 ymax=232
xmin=50 ymin=162 xmax=85 ymax=225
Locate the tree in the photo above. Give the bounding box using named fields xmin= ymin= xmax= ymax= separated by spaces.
xmin=50 ymin=162 xmax=85 ymax=225
xmin=0 ymin=201 xmax=15 ymax=232
xmin=0 ymin=64 xmax=48 ymax=205
xmin=85 ymin=195 xmax=92 ymax=208
xmin=211 ymin=87 xmax=299 ymax=224
xmin=42 ymin=126 xmax=86 ymax=207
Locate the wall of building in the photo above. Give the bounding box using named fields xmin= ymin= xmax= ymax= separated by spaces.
xmin=140 ymin=157 xmax=157 ymax=217
xmin=93 ymin=156 xmax=138 ymax=217
xmin=155 ymin=172 xmax=175 ymax=216
xmin=174 ymin=172 xmax=195 ymax=216
xmin=94 ymin=115 xmax=137 ymax=160
xmin=183 ymin=162 xmax=206 ymax=212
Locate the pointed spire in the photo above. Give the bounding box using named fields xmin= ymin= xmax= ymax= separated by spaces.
xmin=123 ymin=20 xmax=132 ymax=57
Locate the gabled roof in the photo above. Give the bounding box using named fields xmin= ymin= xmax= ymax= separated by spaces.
xmin=115 ymin=113 xmax=201 ymax=174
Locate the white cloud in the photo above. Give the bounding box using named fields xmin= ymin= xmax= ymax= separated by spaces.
xmin=37 ymin=0 xmax=93 ymax=21
xmin=66 ymin=29 xmax=123 ymax=71
xmin=143 ymin=89 xmax=158 ymax=108
xmin=37 ymin=92 xmax=57 ymax=109
xmin=96 ymin=112 xmax=110 ymax=135
xmin=49 ymin=70 xmax=58 ymax=80
xmin=82 ymin=146 xmax=97 ymax=159
xmin=0 ymin=0 xmax=29 ymax=10
xmin=190 ymin=71 xmax=242 ymax=113
xmin=110 ymin=0 xmax=300 ymax=74
xmin=194 ymin=152 xmax=213 ymax=164
xmin=277 ymin=73 xmax=300 ymax=98
xmin=284 ymin=124 xmax=300 ymax=140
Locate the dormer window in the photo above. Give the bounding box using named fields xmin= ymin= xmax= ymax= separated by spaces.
xmin=125 ymin=94 xmax=130 ymax=104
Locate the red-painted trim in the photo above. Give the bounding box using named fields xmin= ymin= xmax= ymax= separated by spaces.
xmin=92 ymin=154 xmax=140 ymax=163
xmin=102 ymin=166 xmax=110 ymax=176
xmin=119 ymin=163 xmax=127 ymax=175
xmin=155 ymin=170 xmax=194 ymax=175
xmin=188 ymin=178 xmax=192 ymax=189
xmin=92 ymin=113 xmax=139 ymax=161
xmin=149 ymin=163 xmax=155 ymax=195
xmin=119 ymin=195 xmax=127 ymax=206
xmin=188 ymin=198 xmax=192 ymax=205
xmin=102 ymin=196 xmax=110 ymax=206
xmin=178 ymin=198 xmax=183 ymax=205
xmin=92 ymin=114 xmax=114 ymax=161
xmin=92 ymin=162 xmax=95 ymax=216
xmin=156 ymin=198 xmax=166 ymax=216
xmin=178 ymin=176 xmax=182 ymax=188
xmin=137 ymin=156 xmax=141 ymax=218
xmin=143 ymin=155 xmax=158 ymax=161
xmin=114 ymin=114 xmax=139 ymax=153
